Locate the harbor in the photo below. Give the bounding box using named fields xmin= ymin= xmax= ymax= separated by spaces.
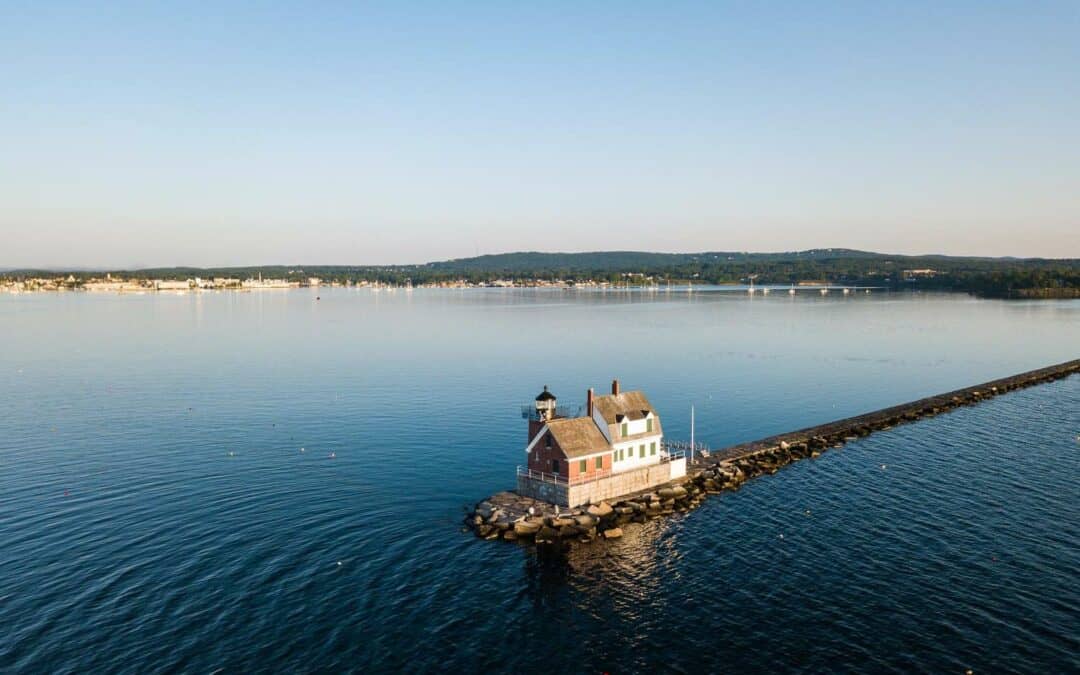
xmin=466 ymin=358 xmax=1080 ymax=544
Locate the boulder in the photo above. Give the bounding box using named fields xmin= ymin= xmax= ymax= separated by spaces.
xmin=514 ymin=520 xmax=541 ymax=536
xmin=658 ymin=488 xmax=676 ymax=500
xmin=672 ymin=486 xmax=688 ymax=499
xmin=558 ymin=525 xmax=581 ymax=538
xmin=603 ymin=527 xmax=623 ymax=539
xmin=575 ymin=514 xmax=597 ymax=527
xmin=587 ymin=502 xmax=614 ymax=518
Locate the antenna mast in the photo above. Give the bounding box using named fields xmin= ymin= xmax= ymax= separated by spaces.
xmin=690 ymin=405 xmax=695 ymax=463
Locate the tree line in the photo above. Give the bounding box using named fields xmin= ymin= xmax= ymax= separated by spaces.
xmin=4 ymin=249 xmax=1078 ymax=297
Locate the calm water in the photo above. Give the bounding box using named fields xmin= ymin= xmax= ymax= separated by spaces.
xmin=1 ymin=288 xmax=1077 ymax=673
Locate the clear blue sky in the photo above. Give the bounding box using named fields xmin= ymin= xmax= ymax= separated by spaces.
xmin=2 ymin=2 xmax=1077 ymax=267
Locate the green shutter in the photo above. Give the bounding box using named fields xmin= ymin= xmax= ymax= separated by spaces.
xmin=647 ymin=418 xmax=653 ymax=432
xmin=595 ymin=456 xmax=603 ymax=469
xmin=639 ymin=444 xmax=645 ymax=458
xmin=579 ymin=459 xmax=587 ymax=473
xmin=650 ymin=442 xmax=656 ymax=455
xmin=621 ymin=422 xmax=628 ymax=437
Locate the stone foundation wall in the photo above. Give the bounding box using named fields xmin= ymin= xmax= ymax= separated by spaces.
xmin=516 ymin=474 xmax=568 ymax=505
xmin=517 ymin=459 xmax=684 ymax=507
xmin=567 ymin=461 xmax=679 ymax=507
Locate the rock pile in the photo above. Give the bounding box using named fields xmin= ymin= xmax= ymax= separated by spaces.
xmin=465 ymin=483 xmax=707 ymax=544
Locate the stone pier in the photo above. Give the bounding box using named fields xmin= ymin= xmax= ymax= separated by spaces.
xmin=465 ymin=358 xmax=1079 ymax=545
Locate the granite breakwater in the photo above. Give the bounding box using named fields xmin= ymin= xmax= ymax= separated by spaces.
xmin=466 ymin=359 xmax=1079 ymax=545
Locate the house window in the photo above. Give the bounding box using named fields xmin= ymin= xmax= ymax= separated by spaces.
xmin=621 ymin=422 xmax=628 ymax=437
xmin=647 ymin=418 xmax=653 ymax=433
xmin=639 ymin=444 xmax=645 ymax=458
xmin=579 ymin=459 xmax=587 ymax=473
xmin=545 ymin=434 xmax=552 ymax=449
xmin=552 ymin=459 xmax=559 ymax=473
xmin=650 ymin=442 xmax=657 ymax=455
xmin=595 ymin=456 xmax=603 ymax=470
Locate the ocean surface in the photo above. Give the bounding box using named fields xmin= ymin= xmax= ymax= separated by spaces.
xmin=1 ymin=288 xmax=1077 ymax=673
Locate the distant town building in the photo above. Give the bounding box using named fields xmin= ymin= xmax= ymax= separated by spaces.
xmin=85 ymin=280 xmax=147 ymax=292
xmin=155 ymin=280 xmax=191 ymax=291
xmin=903 ymin=269 xmax=938 ymax=279
xmin=242 ymin=276 xmax=296 ymax=289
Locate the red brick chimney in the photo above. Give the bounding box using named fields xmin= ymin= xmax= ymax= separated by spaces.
xmin=587 ymin=388 xmax=594 ymax=417
xmin=612 ymin=379 xmax=620 ymax=396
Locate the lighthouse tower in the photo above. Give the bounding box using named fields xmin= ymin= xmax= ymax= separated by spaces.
xmin=535 ymin=385 xmax=557 ymax=419
xmin=528 ymin=386 xmax=557 ymax=444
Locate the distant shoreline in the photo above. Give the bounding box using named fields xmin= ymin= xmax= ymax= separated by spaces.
xmin=3 ymin=281 xmax=1078 ymax=299
xmin=3 ymin=249 xmax=1077 ymax=298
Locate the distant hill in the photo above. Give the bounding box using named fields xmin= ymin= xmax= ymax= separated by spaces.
xmin=422 ymin=248 xmax=1028 ymax=273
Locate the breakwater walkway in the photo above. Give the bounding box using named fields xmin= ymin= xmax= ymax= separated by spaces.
xmin=699 ymin=358 xmax=1080 ymax=465
xmin=466 ymin=359 xmax=1079 ymax=545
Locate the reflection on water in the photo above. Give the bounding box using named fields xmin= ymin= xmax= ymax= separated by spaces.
xmin=0 ymin=289 xmax=1077 ymax=672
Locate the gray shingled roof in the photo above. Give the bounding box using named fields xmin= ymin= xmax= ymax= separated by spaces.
xmin=546 ymin=417 xmax=610 ymax=458
xmin=592 ymin=391 xmax=654 ymax=424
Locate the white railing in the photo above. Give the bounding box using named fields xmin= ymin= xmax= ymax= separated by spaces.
xmin=520 ymin=402 xmax=583 ymax=420
xmin=517 ymin=466 xmax=568 ymax=485
xmin=517 ymin=454 xmax=684 ymax=488
xmin=663 ymin=440 xmax=709 ymax=455
xmin=517 ymin=466 xmax=617 ymax=486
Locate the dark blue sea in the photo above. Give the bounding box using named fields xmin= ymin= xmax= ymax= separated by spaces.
xmin=1 ymin=288 xmax=1077 ymax=673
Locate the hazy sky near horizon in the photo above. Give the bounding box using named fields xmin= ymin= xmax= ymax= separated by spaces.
xmin=2 ymin=2 xmax=1078 ymax=267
